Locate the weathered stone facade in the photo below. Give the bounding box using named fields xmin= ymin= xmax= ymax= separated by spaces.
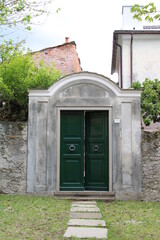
xmin=0 ymin=121 xmax=160 ymax=201
xmin=27 ymin=72 xmax=142 ymax=194
xmin=0 ymin=122 xmax=27 ymax=194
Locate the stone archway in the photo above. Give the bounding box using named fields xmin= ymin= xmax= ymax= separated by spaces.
xmin=27 ymin=72 xmax=141 ymax=195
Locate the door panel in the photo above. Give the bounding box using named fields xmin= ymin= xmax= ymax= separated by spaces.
xmin=60 ymin=111 xmax=84 ymax=191
xmin=85 ymin=111 xmax=109 ymax=190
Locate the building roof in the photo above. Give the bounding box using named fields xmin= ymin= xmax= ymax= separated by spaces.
xmin=31 ymin=41 xmax=77 ymax=55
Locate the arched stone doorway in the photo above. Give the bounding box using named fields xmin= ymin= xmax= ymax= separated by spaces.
xmin=27 ymin=72 xmax=141 ymax=196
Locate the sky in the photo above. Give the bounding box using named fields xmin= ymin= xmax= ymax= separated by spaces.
xmin=5 ymin=0 xmax=160 ymax=80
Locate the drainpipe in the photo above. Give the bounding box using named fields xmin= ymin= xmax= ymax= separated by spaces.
xmin=115 ymin=42 xmax=123 ymax=88
xmin=130 ymin=33 xmax=133 ymax=86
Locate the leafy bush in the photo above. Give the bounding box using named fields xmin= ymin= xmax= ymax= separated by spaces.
xmin=132 ymin=78 xmax=160 ymax=126
xmin=131 ymin=81 xmax=141 ymax=89
xmin=0 ymin=52 xmax=61 ymax=121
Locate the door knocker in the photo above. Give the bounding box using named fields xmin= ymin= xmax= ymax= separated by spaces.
xmin=93 ymin=145 xmax=99 ymax=152
xmin=69 ymin=144 xmax=76 ymax=151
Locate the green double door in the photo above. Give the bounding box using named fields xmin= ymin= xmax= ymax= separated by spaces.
xmin=60 ymin=111 xmax=109 ymax=191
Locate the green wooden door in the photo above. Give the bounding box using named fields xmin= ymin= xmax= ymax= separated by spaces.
xmin=60 ymin=111 xmax=84 ymax=191
xmin=60 ymin=111 xmax=109 ymax=191
xmin=85 ymin=111 xmax=109 ymax=191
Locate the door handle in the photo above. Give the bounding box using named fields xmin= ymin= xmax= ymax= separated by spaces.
xmin=93 ymin=145 xmax=99 ymax=152
xmin=69 ymin=144 xmax=76 ymax=151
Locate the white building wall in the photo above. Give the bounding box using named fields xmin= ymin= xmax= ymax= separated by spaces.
xmin=120 ymin=34 xmax=160 ymax=88
xmin=132 ymin=35 xmax=160 ymax=84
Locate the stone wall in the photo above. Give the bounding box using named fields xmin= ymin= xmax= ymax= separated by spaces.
xmin=0 ymin=121 xmax=159 ymax=201
xmin=141 ymin=131 xmax=160 ymax=201
xmin=116 ymin=130 xmax=160 ymax=201
xmin=0 ymin=122 xmax=27 ymax=194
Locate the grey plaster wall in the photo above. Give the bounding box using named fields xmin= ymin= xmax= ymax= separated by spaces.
xmin=112 ymin=98 xmax=141 ymax=194
xmin=27 ymin=72 xmax=142 ymax=195
xmin=0 ymin=122 xmax=27 ymax=194
xmin=27 ymin=98 xmax=52 ymax=193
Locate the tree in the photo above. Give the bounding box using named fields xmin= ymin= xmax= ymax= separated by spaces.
xmin=132 ymin=79 xmax=160 ymax=126
xmin=0 ymin=0 xmax=58 ymax=33
xmin=0 ymin=1 xmax=60 ymax=60
xmin=131 ymin=2 xmax=160 ymax=23
xmin=0 ymin=39 xmax=26 ymax=62
xmin=0 ymin=51 xmax=61 ymax=121
xmin=0 ymin=1 xmax=62 ymax=121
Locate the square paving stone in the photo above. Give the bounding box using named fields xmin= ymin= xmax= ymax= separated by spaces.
xmin=71 ymin=207 xmax=100 ymax=212
xmin=72 ymin=204 xmax=97 ymax=208
xmin=64 ymin=227 xmax=108 ymax=239
xmin=68 ymin=219 xmax=106 ymax=227
xmin=70 ymin=212 xmax=102 ymax=219
xmin=72 ymin=201 xmax=97 ymax=205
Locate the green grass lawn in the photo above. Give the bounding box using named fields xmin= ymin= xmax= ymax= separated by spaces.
xmin=98 ymin=201 xmax=160 ymax=240
xmin=0 ymin=195 xmax=71 ymax=240
xmin=0 ymin=195 xmax=160 ymax=240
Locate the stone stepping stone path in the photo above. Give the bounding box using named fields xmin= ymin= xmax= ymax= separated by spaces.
xmin=68 ymin=219 xmax=106 ymax=227
xmin=71 ymin=206 xmax=100 ymax=212
xmin=64 ymin=201 xmax=108 ymax=239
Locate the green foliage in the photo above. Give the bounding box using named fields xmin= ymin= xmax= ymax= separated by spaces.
xmin=131 ymin=81 xmax=141 ymax=90
xmin=0 ymin=0 xmax=55 ymax=33
xmin=132 ymin=79 xmax=160 ymax=126
xmin=0 ymin=50 xmax=61 ymax=121
xmin=0 ymin=39 xmax=25 ymax=62
xmin=131 ymin=3 xmax=160 ymax=22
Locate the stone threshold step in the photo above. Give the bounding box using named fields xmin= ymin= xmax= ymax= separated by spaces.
xmin=55 ymin=196 xmax=115 ymax=201
xmin=55 ymin=191 xmax=115 ymax=197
